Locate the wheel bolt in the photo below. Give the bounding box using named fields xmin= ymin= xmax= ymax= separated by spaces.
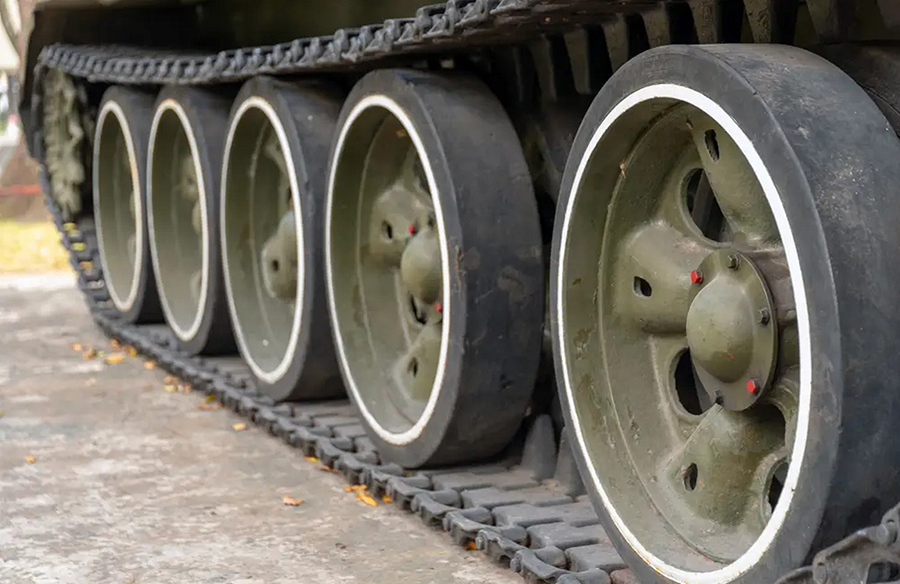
xmin=690 ymin=270 xmax=703 ymax=285
xmin=408 ymin=223 xmax=417 ymax=235
xmin=746 ymin=379 xmax=760 ymax=395
xmin=758 ymin=308 xmax=771 ymax=326
xmin=727 ymin=254 xmax=740 ymax=270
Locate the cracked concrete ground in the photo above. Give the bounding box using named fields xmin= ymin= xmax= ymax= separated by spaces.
xmin=0 ymin=273 xmax=518 ymax=584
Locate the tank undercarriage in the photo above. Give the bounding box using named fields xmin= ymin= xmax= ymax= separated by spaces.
xmin=23 ymin=0 xmax=900 ymax=582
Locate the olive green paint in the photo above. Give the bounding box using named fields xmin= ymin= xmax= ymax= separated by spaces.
xmin=560 ymin=101 xmax=796 ymax=570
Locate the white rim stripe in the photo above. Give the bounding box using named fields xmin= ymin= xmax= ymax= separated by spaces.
xmin=556 ymin=84 xmax=811 ymax=583
xmin=325 ymin=95 xmax=452 ymax=446
xmin=147 ymin=99 xmax=211 ymax=342
xmin=221 ymin=97 xmax=305 ymax=384
xmin=93 ymin=100 xmax=144 ymax=313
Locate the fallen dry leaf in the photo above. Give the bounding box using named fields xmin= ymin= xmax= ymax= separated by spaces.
xmin=233 ymin=422 xmax=247 ymax=431
xmin=143 ymin=361 xmax=156 ymax=370
xmin=317 ymin=466 xmax=341 ymax=475
xmin=204 ymin=394 xmax=216 ymax=403
xmin=356 ymin=491 xmax=378 ymax=507
xmin=126 ymin=346 xmax=138 ymax=357
xmin=71 ymin=242 xmax=86 ymax=252
xmin=282 ymin=495 xmax=304 ymax=507
xmin=79 ymin=260 xmax=93 ymax=272
xmin=197 ymin=402 xmax=223 ymax=411
xmin=344 ymin=485 xmax=367 ymax=493
xmin=63 ymin=222 xmax=76 ymax=232
xmin=105 ymin=353 xmax=126 ymax=365
xmin=304 ymin=456 xmax=319 ymax=463
xmin=71 ymin=342 xmax=83 ymax=352
xmin=110 ymin=339 xmax=121 ymax=350
xmin=464 ymin=541 xmax=478 ymax=551
xmin=381 ymin=495 xmax=394 ymax=504
xmin=164 ymin=375 xmax=177 ymax=384
xmin=82 ymin=348 xmax=97 ymax=360
xmin=163 ymin=385 xmax=178 ymax=393
xmin=179 ymin=383 xmax=192 ymax=393
xmin=24 ymin=456 xmax=36 ymax=464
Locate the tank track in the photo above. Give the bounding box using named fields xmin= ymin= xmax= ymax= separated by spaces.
xmin=29 ymin=0 xmax=900 ymax=582
xmin=34 ymin=0 xmax=609 ymax=88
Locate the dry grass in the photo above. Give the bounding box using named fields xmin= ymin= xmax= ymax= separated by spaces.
xmin=0 ymin=221 xmax=72 ymax=273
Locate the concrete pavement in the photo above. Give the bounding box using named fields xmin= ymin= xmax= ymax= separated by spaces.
xmin=0 ymin=273 xmax=518 ymax=584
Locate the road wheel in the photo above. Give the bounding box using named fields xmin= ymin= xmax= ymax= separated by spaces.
xmin=93 ymin=86 xmax=161 ymax=324
xmin=326 ymin=69 xmax=544 ymax=467
xmin=552 ymin=45 xmax=900 ymax=583
xmin=147 ymin=87 xmax=235 ymax=355
xmin=221 ymin=77 xmax=344 ymax=400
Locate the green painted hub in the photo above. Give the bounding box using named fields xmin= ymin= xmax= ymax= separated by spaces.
xmin=95 ymin=107 xmax=139 ymax=311
xmin=223 ymin=106 xmax=298 ymax=376
xmin=400 ymin=226 xmax=442 ymax=305
xmin=149 ymin=107 xmax=205 ymax=337
xmin=687 ymin=249 xmax=777 ymax=411
xmin=261 ymin=210 xmax=298 ymax=301
xmin=329 ymin=107 xmax=444 ymax=435
xmin=559 ymin=100 xmax=799 ymax=570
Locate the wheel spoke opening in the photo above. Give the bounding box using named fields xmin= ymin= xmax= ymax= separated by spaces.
xmin=674 ymin=349 xmax=712 ymax=416
xmin=684 ymin=168 xmax=731 ymax=243
xmin=689 ymin=114 xmax=779 ymax=246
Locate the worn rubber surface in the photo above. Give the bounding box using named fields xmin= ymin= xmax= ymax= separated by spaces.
xmin=551 ymin=44 xmax=900 ymax=583
xmin=819 ymin=44 xmax=900 ymax=134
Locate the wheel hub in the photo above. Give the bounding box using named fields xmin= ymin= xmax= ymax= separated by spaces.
xmin=401 ymin=226 xmax=442 ymax=305
xmin=261 ymin=210 xmax=298 ymax=301
xmin=687 ymin=249 xmax=777 ymax=411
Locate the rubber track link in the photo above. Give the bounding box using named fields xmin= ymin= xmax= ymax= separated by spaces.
xmin=29 ymin=0 xmax=900 ymax=582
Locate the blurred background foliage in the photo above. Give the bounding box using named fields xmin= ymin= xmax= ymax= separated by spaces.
xmin=0 ymin=0 xmax=70 ymax=273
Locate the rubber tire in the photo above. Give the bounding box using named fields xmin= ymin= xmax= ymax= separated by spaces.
xmin=551 ymin=45 xmax=900 ymax=583
xmin=820 ymin=44 xmax=900 ymax=133
xmin=223 ymin=76 xmax=345 ymax=401
xmin=94 ymin=86 xmax=162 ymax=325
xmin=327 ymin=69 xmax=545 ymax=467
xmin=149 ymin=86 xmax=236 ymax=356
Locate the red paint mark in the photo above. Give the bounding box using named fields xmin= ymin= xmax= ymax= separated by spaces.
xmin=407 ymin=224 xmax=417 ymax=235
xmin=690 ymin=270 xmax=703 ymax=285
xmin=747 ymin=379 xmax=759 ymax=395
xmin=434 ymin=302 xmax=443 ymax=313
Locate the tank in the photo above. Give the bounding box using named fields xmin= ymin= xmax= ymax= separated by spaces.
xmin=21 ymin=1 xmax=900 ymax=582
